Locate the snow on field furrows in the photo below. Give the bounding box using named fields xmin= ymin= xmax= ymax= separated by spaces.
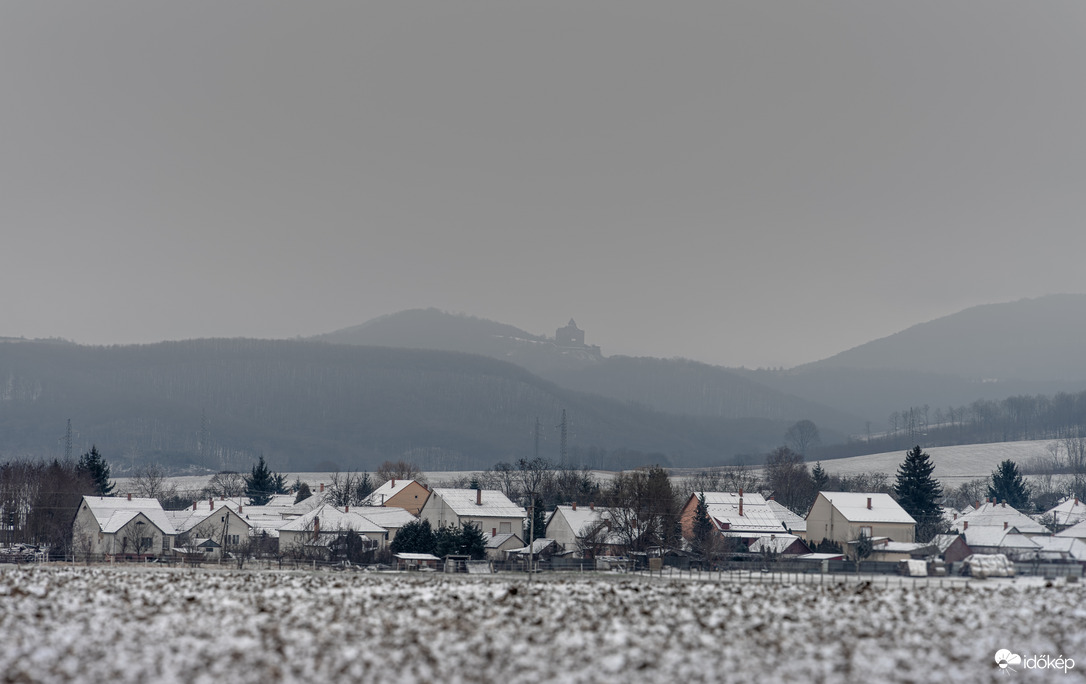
xmin=2 ymin=567 xmax=1085 ymax=684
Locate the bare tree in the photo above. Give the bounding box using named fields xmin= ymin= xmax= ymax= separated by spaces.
xmin=204 ymin=471 xmax=246 ymax=498
xmin=132 ymin=464 xmax=177 ymax=502
xmin=764 ymin=447 xmax=814 ymax=515
xmin=376 ymin=460 xmax=424 ymax=484
xmin=784 ymin=420 xmax=821 ymax=456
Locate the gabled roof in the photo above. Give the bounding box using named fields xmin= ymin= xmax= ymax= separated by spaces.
xmin=362 ymin=479 xmax=422 ymax=506
xmin=82 ymin=496 xmax=176 ymax=535
xmin=931 ymin=534 xmax=968 ymax=554
xmin=963 ymin=527 xmax=1042 ymax=550
xmin=698 ymin=492 xmax=790 ymax=534
xmin=429 ymin=489 xmax=525 ymax=519
xmin=748 ymin=534 xmax=805 ymax=554
xmin=486 ymin=532 xmax=524 ymax=549
xmin=952 ymin=502 xmax=1049 ymax=535
xmin=165 ymin=506 xmax=251 ymax=535
xmin=1046 ymin=497 xmax=1086 ymax=527
xmin=816 ymin=492 xmax=916 ymax=525
xmin=1055 ymin=519 xmax=1086 ymax=539
xmin=1028 ymin=535 xmax=1086 ymax=561
xmin=548 ymin=505 xmax=612 ymax=535
xmin=279 ymin=505 xmax=385 ymax=534
xmin=766 ymin=500 xmax=807 ymax=533
xmin=347 ymin=506 xmax=417 ymax=530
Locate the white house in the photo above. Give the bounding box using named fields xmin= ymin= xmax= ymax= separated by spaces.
xmin=950 ymin=501 xmax=1049 ymax=535
xmin=1046 ymin=496 xmax=1086 ymax=528
xmin=805 ymin=492 xmax=916 ymax=546
xmin=545 ymin=504 xmax=622 ymax=556
xmin=278 ymin=504 xmax=388 ymax=556
xmin=418 ymin=488 xmax=525 ymax=537
xmin=73 ymin=495 xmax=177 ymax=560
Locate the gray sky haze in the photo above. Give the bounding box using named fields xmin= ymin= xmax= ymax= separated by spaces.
xmin=3 ymin=2 xmax=1085 ymax=368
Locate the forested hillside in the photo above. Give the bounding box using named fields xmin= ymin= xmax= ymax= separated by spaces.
xmin=0 ymin=339 xmax=793 ymax=472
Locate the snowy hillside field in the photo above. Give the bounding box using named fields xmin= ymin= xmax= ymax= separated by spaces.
xmin=818 ymin=440 xmax=1061 ymax=487
xmin=2 ymin=566 xmax=1084 ymax=683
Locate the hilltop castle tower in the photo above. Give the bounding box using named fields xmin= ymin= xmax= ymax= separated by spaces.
xmin=555 ymin=319 xmax=586 ymax=347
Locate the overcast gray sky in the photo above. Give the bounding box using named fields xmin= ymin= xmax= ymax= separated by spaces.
xmin=3 ymin=2 xmax=1085 ymax=368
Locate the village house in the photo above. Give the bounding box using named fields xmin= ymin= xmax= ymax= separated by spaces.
xmin=930 ymin=534 xmax=973 ymax=564
xmin=950 ymin=500 xmax=1050 ymax=536
xmin=1056 ymin=519 xmax=1086 ymax=540
xmin=362 ymin=479 xmax=431 ymax=515
xmin=73 ymin=495 xmax=177 ymax=561
xmin=165 ymin=499 xmax=253 ymax=557
xmin=766 ymin=499 xmax=807 ymax=539
xmin=806 ymin=492 xmax=916 ymax=547
xmin=961 ymin=526 xmax=1042 ymax=560
xmin=278 ymin=504 xmax=388 ymax=558
xmin=418 ymin=488 xmax=525 ymax=537
xmin=485 ymin=532 xmax=525 ymax=562
xmin=747 ymin=534 xmax=810 ymax=557
xmin=1045 ymin=496 xmax=1086 ymax=528
xmin=680 ymin=491 xmax=794 ymax=546
xmin=545 ymin=503 xmax=622 ymax=557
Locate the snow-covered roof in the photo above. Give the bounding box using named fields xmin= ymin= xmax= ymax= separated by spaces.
xmin=510 ymin=539 xmax=556 ymax=555
xmin=186 ymin=499 xmax=246 ymax=513
xmin=1046 ymin=496 xmax=1086 ymax=527
xmin=698 ymin=492 xmax=788 ymax=534
xmin=1028 ymin=536 xmax=1086 ymax=561
xmin=817 ymin=492 xmax=916 ymax=525
xmin=279 ymin=505 xmax=385 ymax=534
xmin=362 ymin=479 xmax=420 ymax=506
xmin=931 ymin=534 xmax=966 ymax=554
xmin=430 ymin=489 xmax=525 ymax=519
xmin=347 ymin=506 xmax=417 ymax=530
xmin=748 ymin=534 xmax=804 ymax=554
xmin=963 ymin=527 xmax=1042 ymax=550
xmin=952 ymin=502 xmax=1049 ymax=535
xmin=82 ymin=496 xmax=176 ymax=535
xmin=1055 ymin=519 xmax=1086 ymax=539
xmin=165 ymin=506 xmax=251 ymax=535
xmin=486 ymin=533 xmax=524 ymax=549
xmin=766 ymin=500 xmax=807 ymax=533
xmin=548 ymin=505 xmax=613 ymax=535
xmin=395 ymin=552 xmax=440 ymax=561
xmin=876 ymin=541 xmax=935 ymax=555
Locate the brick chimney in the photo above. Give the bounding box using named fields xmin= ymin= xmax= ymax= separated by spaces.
xmin=345 ymin=505 xmax=349 ymax=513
xmin=953 ymin=513 xmax=957 ymax=520
xmin=590 ymin=502 xmax=595 ymax=511
xmin=476 ymin=488 xmax=482 ymax=506
xmin=1004 ymin=521 xmax=1008 ymax=530
xmin=209 ymin=498 xmax=214 ymax=510
xmin=127 ymin=493 xmax=132 ymax=501
xmin=572 ymin=502 xmax=577 ymax=511
xmin=392 ymin=479 xmax=396 ymax=488
xmin=974 ymin=500 xmax=980 ymax=509
xmin=238 ymin=504 xmax=242 ymax=514
xmin=192 ymin=501 xmax=197 ymax=511
xmin=964 ymin=521 xmax=968 ymax=530
xmin=867 ymin=497 xmax=872 ymax=510
xmin=739 ymin=497 xmax=744 ymax=517
xmin=320 ymin=483 xmax=324 ymax=493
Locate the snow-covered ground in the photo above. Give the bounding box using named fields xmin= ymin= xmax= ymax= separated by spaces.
xmin=817 ymin=440 xmax=1060 ymax=488
xmin=2 ymin=565 xmax=1083 ymax=683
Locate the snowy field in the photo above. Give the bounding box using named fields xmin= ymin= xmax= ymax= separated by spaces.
xmin=2 ymin=565 xmax=1084 ymax=683
xmin=817 ymin=440 xmax=1061 ymax=488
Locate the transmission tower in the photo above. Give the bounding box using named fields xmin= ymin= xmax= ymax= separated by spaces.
xmin=65 ymin=419 xmax=72 ymax=461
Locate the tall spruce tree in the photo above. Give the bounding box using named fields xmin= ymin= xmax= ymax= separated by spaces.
xmin=244 ymin=456 xmax=280 ymax=506
xmin=894 ymin=445 xmax=944 ymax=542
xmin=693 ymin=493 xmax=714 ymax=555
xmin=811 ymin=462 xmax=829 ymax=493
xmin=987 ymin=460 xmax=1031 ymax=510
xmin=459 ymin=522 xmax=487 ymax=560
xmin=390 ymin=519 xmax=435 ymax=555
xmin=77 ymin=446 xmax=114 ymax=496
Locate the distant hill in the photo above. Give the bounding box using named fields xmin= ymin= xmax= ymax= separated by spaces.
xmin=316 ymin=309 xmax=862 ymax=434
xmin=802 ymin=294 xmax=1086 ymax=382
xmin=0 ymin=338 xmax=795 ymax=472
xmin=313 ymin=309 xmax=603 ymax=376
xmin=738 ymin=295 xmax=1086 ymax=422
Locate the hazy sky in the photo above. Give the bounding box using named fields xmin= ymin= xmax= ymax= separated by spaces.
xmin=3 ymin=2 xmax=1085 ymax=368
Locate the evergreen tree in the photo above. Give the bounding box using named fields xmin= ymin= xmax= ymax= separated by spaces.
xmin=354 ymin=472 xmax=375 ymax=502
xmin=524 ymin=494 xmax=546 ymax=541
xmin=811 ymin=462 xmax=829 ymax=493
xmin=987 ymin=460 xmax=1031 ymax=510
xmin=390 ymin=519 xmax=435 ymax=555
xmin=433 ymin=526 xmax=462 ymax=558
xmin=77 ymin=446 xmax=114 ymax=496
xmin=459 ymin=522 xmax=486 ymax=560
xmin=893 ymin=445 xmax=944 ymax=542
xmin=294 ymin=481 xmax=312 ymax=504
xmin=692 ymin=493 xmax=714 ymax=555
xmin=244 ymin=456 xmax=280 ymax=506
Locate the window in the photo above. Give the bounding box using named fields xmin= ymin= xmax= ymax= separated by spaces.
xmin=162 ymin=537 xmax=170 ymax=553
xmin=141 ymin=537 xmax=153 ymax=551
xmin=860 ymin=526 xmax=872 ymax=538
xmin=499 ymin=522 xmax=511 ymax=534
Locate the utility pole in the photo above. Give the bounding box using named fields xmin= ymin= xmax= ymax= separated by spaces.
xmin=558 ymin=410 xmax=568 ymax=465
xmin=64 ymin=419 xmax=72 ymax=462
